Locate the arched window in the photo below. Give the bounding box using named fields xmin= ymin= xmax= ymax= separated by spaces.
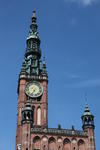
xmin=63 ymin=138 xmax=71 ymax=150
xmin=49 ymin=137 xmax=56 ymax=150
xmin=78 ymin=139 xmax=85 ymax=150
xmin=37 ymin=107 xmax=41 ymax=125
xmin=33 ymin=136 xmax=41 ymax=150
xmin=27 ymin=112 xmax=30 ymax=119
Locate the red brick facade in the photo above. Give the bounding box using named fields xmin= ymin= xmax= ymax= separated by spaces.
xmin=15 ymin=10 xmax=96 ymax=150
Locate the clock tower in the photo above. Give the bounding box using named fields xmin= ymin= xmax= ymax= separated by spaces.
xmin=16 ymin=10 xmax=48 ymax=150
xmin=15 ymin=9 xmax=96 ymax=150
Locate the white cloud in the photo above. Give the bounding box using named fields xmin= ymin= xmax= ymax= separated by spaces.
xmin=65 ymin=0 xmax=98 ymax=6
xmin=76 ymin=78 xmax=100 ymax=87
xmin=66 ymin=78 xmax=100 ymax=88
xmin=66 ymin=73 xmax=80 ymax=79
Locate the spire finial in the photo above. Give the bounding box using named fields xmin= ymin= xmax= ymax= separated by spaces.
xmin=84 ymin=92 xmax=89 ymax=108
xmin=83 ymin=94 xmax=91 ymax=115
xmin=33 ymin=9 xmax=36 ymax=18
xmin=31 ymin=9 xmax=37 ymax=25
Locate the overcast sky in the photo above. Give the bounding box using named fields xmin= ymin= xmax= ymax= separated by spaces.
xmin=0 ymin=0 xmax=100 ymax=149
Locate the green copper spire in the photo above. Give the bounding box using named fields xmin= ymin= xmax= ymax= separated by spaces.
xmin=20 ymin=10 xmax=48 ymax=78
xmin=27 ymin=10 xmax=40 ymax=41
xmin=20 ymin=10 xmax=44 ymax=77
xmin=27 ymin=9 xmax=40 ymax=43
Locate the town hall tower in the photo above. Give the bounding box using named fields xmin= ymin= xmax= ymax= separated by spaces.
xmin=16 ymin=10 xmax=96 ymax=150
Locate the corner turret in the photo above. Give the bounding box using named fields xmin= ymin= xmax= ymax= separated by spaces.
xmin=81 ymin=103 xmax=96 ymax=150
xmin=22 ymin=100 xmax=33 ymax=124
xmin=81 ymin=103 xmax=95 ymax=130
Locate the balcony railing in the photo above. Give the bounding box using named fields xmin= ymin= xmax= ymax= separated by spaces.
xmin=31 ymin=127 xmax=87 ymax=137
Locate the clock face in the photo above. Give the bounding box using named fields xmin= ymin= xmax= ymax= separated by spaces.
xmin=25 ymin=81 xmax=43 ymax=98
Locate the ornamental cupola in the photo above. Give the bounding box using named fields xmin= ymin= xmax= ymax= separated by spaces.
xmin=20 ymin=10 xmax=46 ymax=77
xmin=22 ymin=100 xmax=33 ymax=124
xmin=81 ymin=103 xmax=95 ymax=130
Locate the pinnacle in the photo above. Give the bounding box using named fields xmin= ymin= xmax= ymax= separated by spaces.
xmin=31 ymin=9 xmax=37 ymax=28
xmin=33 ymin=9 xmax=36 ymax=18
xmin=83 ymin=102 xmax=91 ymax=116
xmin=84 ymin=93 xmax=90 ymax=112
xmin=85 ymin=103 xmax=90 ymax=112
